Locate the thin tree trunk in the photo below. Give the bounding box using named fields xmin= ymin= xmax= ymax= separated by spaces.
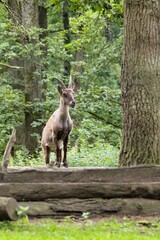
xmin=63 ymin=0 xmax=71 ymax=77
xmin=39 ymin=4 xmax=48 ymax=102
xmin=73 ymin=49 xmax=84 ymax=91
xmin=72 ymin=24 xmax=84 ymax=91
xmin=119 ymin=0 xmax=160 ymax=166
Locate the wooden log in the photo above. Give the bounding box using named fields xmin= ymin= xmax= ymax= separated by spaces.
xmin=119 ymin=198 xmax=160 ymax=216
xmin=0 ymin=182 xmax=160 ymax=201
xmin=0 ymin=197 xmax=18 ymax=221
xmin=17 ymin=199 xmax=124 ymax=217
xmin=2 ymin=165 xmax=160 ymax=183
xmin=18 ymin=198 xmax=160 ymax=217
xmin=0 ymin=171 xmax=3 ymax=181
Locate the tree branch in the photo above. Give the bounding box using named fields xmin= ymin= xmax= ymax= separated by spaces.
xmin=0 ymin=63 xmax=22 ymax=69
xmin=87 ymin=111 xmax=121 ymax=129
xmin=49 ymin=29 xmax=64 ymax=34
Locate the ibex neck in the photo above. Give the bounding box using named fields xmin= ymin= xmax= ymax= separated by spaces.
xmin=59 ymin=100 xmax=70 ymax=120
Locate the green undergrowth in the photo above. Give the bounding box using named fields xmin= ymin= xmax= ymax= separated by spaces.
xmin=0 ymin=218 xmax=160 ymax=240
xmin=10 ymin=141 xmax=119 ymax=167
xmin=68 ymin=142 xmax=119 ymax=167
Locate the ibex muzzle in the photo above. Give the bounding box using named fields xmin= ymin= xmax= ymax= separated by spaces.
xmin=41 ymin=78 xmax=75 ymax=167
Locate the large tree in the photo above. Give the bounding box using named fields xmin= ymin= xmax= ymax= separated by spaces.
xmin=119 ymin=0 xmax=160 ymax=166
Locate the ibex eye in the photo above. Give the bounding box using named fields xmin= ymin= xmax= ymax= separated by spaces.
xmin=63 ymin=93 xmax=67 ymax=97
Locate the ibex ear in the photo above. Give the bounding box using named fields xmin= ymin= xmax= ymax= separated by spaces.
xmin=72 ymin=84 xmax=76 ymax=92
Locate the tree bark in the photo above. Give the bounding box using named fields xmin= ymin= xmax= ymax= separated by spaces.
xmin=0 ymin=197 xmax=18 ymax=221
xmin=119 ymin=0 xmax=160 ymax=166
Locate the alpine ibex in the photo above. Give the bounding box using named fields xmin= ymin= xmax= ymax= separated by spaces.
xmin=41 ymin=78 xmax=75 ymax=167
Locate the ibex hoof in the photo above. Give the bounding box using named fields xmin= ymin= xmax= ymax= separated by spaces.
xmin=46 ymin=163 xmax=51 ymax=168
xmin=63 ymin=162 xmax=68 ymax=168
xmin=49 ymin=162 xmax=54 ymax=167
xmin=54 ymin=162 xmax=61 ymax=168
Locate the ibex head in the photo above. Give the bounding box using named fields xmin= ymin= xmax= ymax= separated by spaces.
xmin=57 ymin=77 xmax=76 ymax=108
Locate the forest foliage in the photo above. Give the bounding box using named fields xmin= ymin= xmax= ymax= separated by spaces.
xmin=0 ymin=0 xmax=123 ymax=166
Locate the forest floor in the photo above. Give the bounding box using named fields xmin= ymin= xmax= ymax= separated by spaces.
xmin=0 ymin=216 xmax=160 ymax=240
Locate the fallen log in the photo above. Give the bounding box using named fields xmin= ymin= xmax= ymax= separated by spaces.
xmin=2 ymin=165 xmax=160 ymax=183
xmin=0 ymin=197 xmax=18 ymax=221
xmin=0 ymin=182 xmax=160 ymax=201
xmin=18 ymin=198 xmax=160 ymax=217
xmin=18 ymin=199 xmax=125 ymax=217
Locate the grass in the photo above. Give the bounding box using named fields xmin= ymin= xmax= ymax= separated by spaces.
xmin=0 ymin=218 xmax=160 ymax=240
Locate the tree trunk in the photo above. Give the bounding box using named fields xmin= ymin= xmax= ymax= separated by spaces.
xmin=7 ymin=0 xmax=47 ymax=153
xmin=119 ymin=0 xmax=160 ymax=166
xmin=22 ymin=0 xmax=42 ymax=153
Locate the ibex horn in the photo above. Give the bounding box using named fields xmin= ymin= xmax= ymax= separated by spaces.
xmin=54 ymin=77 xmax=66 ymax=88
xmin=68 ymin=75 xmax=73 ymax=88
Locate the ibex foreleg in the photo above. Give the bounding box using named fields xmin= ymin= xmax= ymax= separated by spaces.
xmin=63 ymin=136 xmax=69 ymax=167
xmin=55 ymin=146 xmax=62 ymax=167
xmin=42 ymin=145 xmax=50 ymax=165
